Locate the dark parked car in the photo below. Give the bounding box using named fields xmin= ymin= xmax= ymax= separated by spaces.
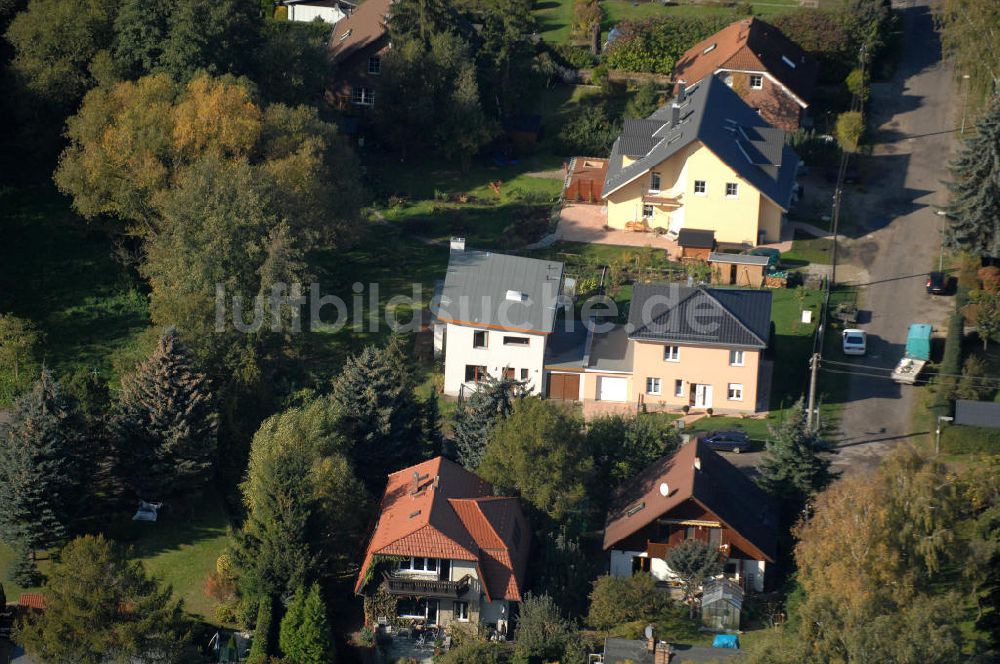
xmin=926 ymin=271 xmax=949 ymax=295
xmin=701 ymin=431 xmax=751 ymax=453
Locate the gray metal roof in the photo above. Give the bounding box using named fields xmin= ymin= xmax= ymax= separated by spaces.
xmin=437 ymin=249 xmax=564 ymax=333
xmin=708 ymin=252 xmax=770 ymax=266
xmin=589 ymin=325 xmax=634 ymax=372
xmin=544 ymin=326 xmax=588 ymax=369
xmin=602 ymin=76 xmax=800 ymax=210
xmin=627 ymin=284 xmax=771 ymax=349
xmin=544 ymin=324 xmax=634 ymax=372
xmin=955 ymin=399 xmax=1000 ymax=429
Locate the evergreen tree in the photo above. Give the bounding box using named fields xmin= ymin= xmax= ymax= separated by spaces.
xmin=18 ymin=535 xmax=190 ymax=664
xmin=10 ymin=538 xmax=42 ymax=587
xmin=0 ymin=370 xmax=85 ymax=558
xmin=279 ymin=583 xmax=335 ymax=664
xmin=452 ymin=373 xmax=529 ymax=468
xmin=946 ymin=98 xmax=1000 ymax=256
xmin=247 ymin=596 xmax=276 ymax=664
xmin=755 ymin=398 xmax=836 ymax=512
xmin=422 ymin=389 xmax=444 ymax=458
xmin=112 ymin=329 xmax=218 ymax=502
xmin=664 ymin=539 xmax=723 ymax=618
xmin=329 ymin=336 xmax=424 ymax=488
xmin=512 ymin=593 xmax=577 ymax=664
xmin=624 ymin=82 xmax=662 ymax=119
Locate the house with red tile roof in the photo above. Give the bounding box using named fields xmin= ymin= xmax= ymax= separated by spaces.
xmin=355 ymin=456 xmax=530 ymax=631
xmin=603 ymin=439 xmax=778 ymax=593
xmin=672 ymin=18 xmax=818 ymax=132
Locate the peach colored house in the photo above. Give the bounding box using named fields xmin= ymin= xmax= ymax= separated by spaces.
xmin=601 ymin=76 xmax=800 ymax=247
xmin=544 ymin=284 xmax=772 ymax=414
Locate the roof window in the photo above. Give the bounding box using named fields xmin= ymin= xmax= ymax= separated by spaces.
xmin=506 ymin=290 xmax=527 ymax=302
xmin=781 ymin=55 xmax=796 ymax=68
xmin=339 ymin=28 xmax=352 ymax=41
xmin=703 ymin=43 xmax=717 ymax=55
xmin=409 ymin=510 xmax=421 ymax=519
xmin=626 ymin=501 xmax=646 ymax=517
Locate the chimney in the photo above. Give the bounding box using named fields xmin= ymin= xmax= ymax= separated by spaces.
xmin=654 ymin=642 xmax=673 ymax=664
xmin=450 ymin=237 xmax=465 ymax=253
xmin=646 ymin=635 xmax=655 ymax=652
xmin=410 ymin=471 xmax=420 ymax=495
xmin=694 ymin=457 xmax=701 ymax=471
xmin=677 ymin=80 xmax=686 ymax=102
xmin=670 ymin=103 xmax=680 ymax=128
xmin=433 ymin=475 xmax=440 ymax=489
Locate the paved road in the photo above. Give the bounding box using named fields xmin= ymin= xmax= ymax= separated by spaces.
xmin=827 ymin=1 xmax=959 ymax=471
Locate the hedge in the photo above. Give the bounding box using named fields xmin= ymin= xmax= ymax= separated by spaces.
xmin=941 ymin=425 xmax=1000 ymax=455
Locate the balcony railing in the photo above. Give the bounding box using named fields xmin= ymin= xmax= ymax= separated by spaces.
xmin=384 ymin=573 xmax=476 ymax=598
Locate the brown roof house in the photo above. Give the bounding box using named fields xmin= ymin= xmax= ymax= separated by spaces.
xmin=355 ymin=457 xmax=530 ymax=633
xmin=327 ymin=0 xmax=392 ymax=110
xmin=603 ymin=439 xmax=778 ymax=594
xmin=672 ymin=18 xmax=818 ymax=132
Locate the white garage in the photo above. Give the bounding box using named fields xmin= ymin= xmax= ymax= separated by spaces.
xmin=597 ymin=376 xmax=629 ymax=402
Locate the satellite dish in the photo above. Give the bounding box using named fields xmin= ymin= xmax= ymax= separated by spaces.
xmin=644 ymin=624 xmax=654 ymax=640
xmin=659 ymin=482 xmax=670 ymax=497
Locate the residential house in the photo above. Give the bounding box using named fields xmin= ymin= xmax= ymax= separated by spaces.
xmin=282 ymin=0 xmax=354 ymax=24
xmin=327 ymin=0 xmax=392 ymax=110
xmin=545 ymin=284 xmax=772 ymax=414
xmin=354 ymin=457 xmax=530 ymax=631
xmin=672 ymin=17 xmax=818 ymax=132
xmin=601 ymin=75 xmax=801 ymax=246
xmin=603 ymin=439 xmax=778 ymax=593
xmin=434 ymin=240 xmax=564 ymax=397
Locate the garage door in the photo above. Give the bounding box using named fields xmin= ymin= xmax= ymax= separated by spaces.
xmin=546 ymin=373 xmax=580 ymax=401
xmin=598 ymin=376 xmax=628 ymax=402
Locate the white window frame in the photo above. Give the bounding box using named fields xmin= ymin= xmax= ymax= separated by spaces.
xmin=729 ymin=350 xmax=745 ymax=366
xmin=749 ymin=74 xmax=763 ymax=90
xmin=646 ymin=377 xmax=661 ymax=395
xmin=473 ymin=330 xmax=488 ymax=349
xmin=503 ymin=335 xmax=529 ymax=346
xmin=674 ymin=379 xmax=685 ymax=397
xmin=649 ymin=172 xmax=662 ymax=193
xmin=694 ymin=180 xmax=707 ymax=196
xmin=368 ymin=56 xmax=381 ymax=75
xmin=453 ymin=601 xmax=469 ymax=622
xmin=663 ymin=345 xmax=680 ymax=362
xmin=351 ymin=86 xmax=375 ymax=106
xmin=642 ymin=204 xmax=654 ymax=219
xmin=725 ymin=182 xmax=739 ymax=198
xmin=728 ymin=383 xmax=744 ymax=401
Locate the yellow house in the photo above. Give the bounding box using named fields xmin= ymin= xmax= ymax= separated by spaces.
xmin=601 ymin=76 xmax=800 ymax=246
xmin=544 ymin=284 xmax=772 ymax=414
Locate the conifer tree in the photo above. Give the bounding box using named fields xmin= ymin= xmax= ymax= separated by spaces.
xmin=10 ymin=538 xmax=43 ymax=587
xmin=452 ymin=373 xmax=529 ymax=468
xmin=0 ymin=370 xmax=85 ymax=559
xmin=755 ymin=399 xmax=836 ymax=511
xmin=279 ymin=583 xmax=335 ymax=664
xmin=422 ymin=389 xmax=444 ymax=458
xmin=112 ymin=329 xmax=218 ymax=502
xmin=946 ymin=98 xmax=1000 ymax=256
xmin=329 ymin=336 xmax=424 ymax=487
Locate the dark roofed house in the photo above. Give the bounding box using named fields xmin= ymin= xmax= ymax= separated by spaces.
xmin=326 ymin=0 xmax=392 ymax=110
xmin=672 ymin=17 xmax=818 ymax=132
xmin=355 ymin=457 xmax=529 ymax=632
xmin=954 ymin=400 xmax=1000 ymax=429
xmin=604 ymin=439 xmax=778 ymax=595
xmin=601 ymin=76 xmax=800 ymax=247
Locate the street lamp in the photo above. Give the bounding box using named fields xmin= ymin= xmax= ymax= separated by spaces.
xmin=961 ymin=74 xmax=971 ymax=135
xmin=936 ymin=415 xmax=954 ymax=455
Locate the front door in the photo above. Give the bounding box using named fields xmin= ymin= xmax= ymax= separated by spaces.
xmin=694 ymin=384 xmax=713 ymax=408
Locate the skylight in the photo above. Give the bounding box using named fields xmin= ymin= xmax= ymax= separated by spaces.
xmin=339 ymin=28 xmax=352 ymax=41
xmin=626 ymin=501 xmax=646 ymax=517
xmin=782 ymin=55 xmax=796 ymax=68
xmin=703 ymin=43 xmax=717 ymax=55
xmin=506 ymin=290 xmax=527 ymax=302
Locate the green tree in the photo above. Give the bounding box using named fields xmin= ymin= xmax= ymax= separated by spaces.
xmin=4 ymin=0 xmax=115 ymax=107
xmin=279 ymin=583 xmax=335 ymax=664
xmin=624 ymin=81 xmax=662 ymax=119
xmin=438 ymin=640 xmax=510 ymax=664
xmin=755 ymin=399 xmax=835 ymax=513
xmin=664 ymin=540 xmax=722 ymax=619
xmin=0 ymin=371 xmax=87 ymax=559
xmin=557 ymin=103 xmax=620 ymax=156
xmin=112 ymin=329 xmax=217 ymax=502
xmin=329 ymin=337 xmax=426 ymax=488
xmin=938 ymin=0 xmax=1000 ymax=110
xmin=587 ymin=413 xmax=680 ymax=500
xmin=387 ymin=0 xmax=455 ymax=45
xmin=477 ymin=397 xmax=592 ymax=527
xmin=9 ymin=538 xmax=42 ymax=587
xmin=966 ymin=289 xmax=1000 ymax=350
xmin=234 ymin=398 xmax=370 ymax=599
xmin=587 ymin=573 xmax=670 ymax=630
xmin=512 ymin=593 xmax=577 ymax=664
xmin=452 ymin=373 xmax=529 ymax=468
xmin=17 ymin=535 xmax=190 ymax=664
xmin=835 ymin=111 xmax=864 ymax=152
xmin=477 ymin=0 xmax=539 ymax=117
xmin=956 ymin=354 xmax=990 ymax=400
xmin=156 ymin=0 xmax=260 ymax=81
xmin=945 ymin=98 xmax=1000 ymax=256
xmin=111 ymin=0 xmax=170 ymax=78
xmin=248 ymin=596 xmax=277 ymax=664
xmin=0 ymin=313 xmax=40 ymax=383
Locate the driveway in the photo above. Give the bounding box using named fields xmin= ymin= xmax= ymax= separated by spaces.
xmin=826 ymin=1 xmax=959 ymax=471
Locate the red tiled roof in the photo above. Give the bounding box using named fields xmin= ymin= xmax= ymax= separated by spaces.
xmin=672 ymin=18 xmax=817 ymax=105
xmin=18 ymin=593 xmax=45 ymax=610
xmin=354 ymin=457 xmax=530 ymax=601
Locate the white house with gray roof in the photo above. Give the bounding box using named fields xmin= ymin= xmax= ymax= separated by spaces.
xmin=434 ymin=240 xmax=564 ymax=397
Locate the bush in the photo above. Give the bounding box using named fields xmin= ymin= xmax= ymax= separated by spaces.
xmin=604 ymin=15 xmax=739 ymax=74
xmin=557 ymin=103 xmax=621 ymax=156
xmin=835 ymin=111 xmax=864 ymax=152
xmin=549 ymin=43 xmax=595 ymax=69
xmin=845 ymin=67 xmax=870 ymax=103
xmin=588 ymin=573 xmax=671 ymax=630
xmin=941 ymin=425 xmax=1000 ymax=454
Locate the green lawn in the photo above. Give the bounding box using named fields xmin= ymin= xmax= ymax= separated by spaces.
xmin=785 ymin=236 xmax=834 ymax=266
xmin=0 ymin=185 xmax=153 ymax=403
xmin=0 ymin=496 xmax=233 ymax=624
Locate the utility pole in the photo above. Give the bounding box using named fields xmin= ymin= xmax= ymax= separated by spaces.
xmin=806 ymin=353 xmax=820 ymax=431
